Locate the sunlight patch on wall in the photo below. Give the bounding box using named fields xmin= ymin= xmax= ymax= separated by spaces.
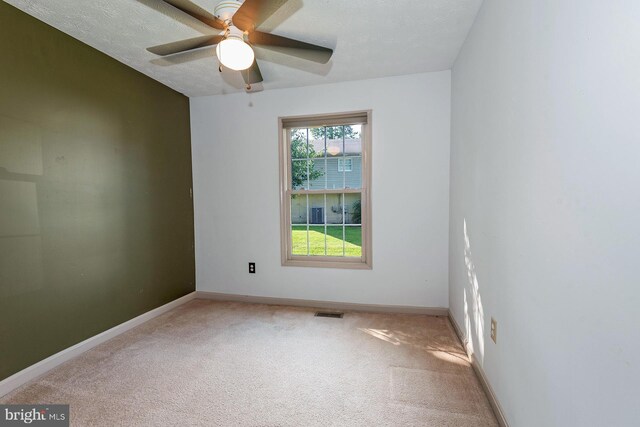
xmin=464 ymin=218 xmax=485 ymax=362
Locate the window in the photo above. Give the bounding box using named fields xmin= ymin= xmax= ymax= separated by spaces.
xmin=279 ymin=111 xmax=372 ymax=269
xmin=338 ymin=158 xmax=353 ymax=172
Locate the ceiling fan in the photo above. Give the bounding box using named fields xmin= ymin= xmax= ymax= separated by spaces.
xmin=146 ymin=0 xmax=334 ymax=90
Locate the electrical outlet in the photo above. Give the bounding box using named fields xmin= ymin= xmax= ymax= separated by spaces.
xmin=490 ymin=317 xmax=497 ymax=343
xmin=248 ymin=262 xmax=256 ymax=274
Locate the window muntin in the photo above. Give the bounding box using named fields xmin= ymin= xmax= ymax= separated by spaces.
xmin=280 ymin=111 xmax=371 ymax=269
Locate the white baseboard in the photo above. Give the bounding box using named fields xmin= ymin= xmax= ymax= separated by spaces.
xmin=448 ymin=310 xmax=509 ymax=427
xmin=0 ymin=292 xmax=197 ymax=398
xmin=195 ymin=291 xmax=449 ymax=316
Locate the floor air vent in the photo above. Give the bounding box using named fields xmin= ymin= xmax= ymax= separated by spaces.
xmin=315 ymin=311 xmax=344 ymax=318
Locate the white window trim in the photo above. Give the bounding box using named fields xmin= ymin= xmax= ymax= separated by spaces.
xmin=279 ymin=110 xmax=373 ymax=269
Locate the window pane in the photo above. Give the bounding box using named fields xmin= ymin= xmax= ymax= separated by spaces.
xmin=291 ymin=225 xmax=308 ymax=256
xmin=345 ymin=125 xmax=362 ymax=155
xmin=345 ymin=124 xmax=362 ymax=189
xmin=308 ymin=157 xmax=326 ymax=189
xmin=324 ymin=126 xmax=345 ymax=157
xmin=291 ymin=194 xmax=307 ymax=224
xmin=326 ymin=156 xmax=343 ymax=189
xmin=344 ymin=156 xmax=361 ymax=189
xmin=308 ymin=130 xmax=325 ymax=158
xmin=326 ymin=193 xmax=344 ymax=224
xmin=307 ymin=126 xmax=325 ymax=142
xmin=325 ymin=226 xmax=345 ymax=256
xmin=291 ymin=128 xmax=308 ymax=159
xmin=344 ymin=226 xmax=362 ymax=257
xmin=344 ymin=193 xmax=362 ymax=225
xmin=291 ymin=159 xmax=309 ymax=190
xmin=308 ymin=194 xmax=325 ymax=225
xmin=308 ymin=225 xmax=326 ymax=256
xmin=308 ymin=194 xmax=326 ymax=256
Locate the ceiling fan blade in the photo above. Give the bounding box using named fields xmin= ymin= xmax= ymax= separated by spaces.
xmin=150 ymin=48 xmax=216 ymax=66
xmin=248 ymin=31 xmax=333 ymax=64
xmin=232 ymin=0 xmax=290 ymax=32
xmin=241 ymin=60 xmax=264 ymax=85
xmin=147 ymin=35 xmax=224 ymax=56
xmin=161 ymin=0 xmax=226 ymax=30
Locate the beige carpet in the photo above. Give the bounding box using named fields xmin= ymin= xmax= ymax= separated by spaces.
xmin=1 ymin=300 xmax=498 ymax=426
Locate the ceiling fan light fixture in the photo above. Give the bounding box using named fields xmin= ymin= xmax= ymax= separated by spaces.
xmin=216 ymin=27 xmax=254 ymax=71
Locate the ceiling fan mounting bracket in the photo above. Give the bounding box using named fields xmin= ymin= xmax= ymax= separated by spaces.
xmin=214 ymin=0 xmax=243 ymax=23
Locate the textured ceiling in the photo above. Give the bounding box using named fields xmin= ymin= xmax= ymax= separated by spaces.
xmin=5 ymin=0 xmax=483 ymax=96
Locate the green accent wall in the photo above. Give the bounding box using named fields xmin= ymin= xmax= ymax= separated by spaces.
xmin=0 ymin=2 xmax=195 ymax=380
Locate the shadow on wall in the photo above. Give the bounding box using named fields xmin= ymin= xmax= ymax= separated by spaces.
xmin=463 ymin=218 xmax=485 ymax=363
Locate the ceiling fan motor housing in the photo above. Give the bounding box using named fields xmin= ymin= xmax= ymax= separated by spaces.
xmin=224 ymin=25 xmax=247 ymax=43
xmin=214 ymin=0 xmax=243 ymax=23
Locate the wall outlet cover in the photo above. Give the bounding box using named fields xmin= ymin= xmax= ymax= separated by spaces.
xmin=490 ymin=317 xmax=497 ymax=343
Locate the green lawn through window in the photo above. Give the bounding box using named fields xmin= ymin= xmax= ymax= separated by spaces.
xmin=292 ymin=225 xmax=362 ymax=257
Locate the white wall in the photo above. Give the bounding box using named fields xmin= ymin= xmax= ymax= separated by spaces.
xmin=449 ymin=1 xmax=640 ymax=426
xmin=191 ymin=72 xmax=451 ymax=308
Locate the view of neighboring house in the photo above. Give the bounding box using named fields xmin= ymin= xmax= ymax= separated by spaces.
xmin=291 ymin=138 xmax=362 ymax=225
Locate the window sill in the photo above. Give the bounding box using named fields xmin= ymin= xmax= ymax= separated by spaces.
xmin=282 ymin=257 xmax=372 ymax=270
